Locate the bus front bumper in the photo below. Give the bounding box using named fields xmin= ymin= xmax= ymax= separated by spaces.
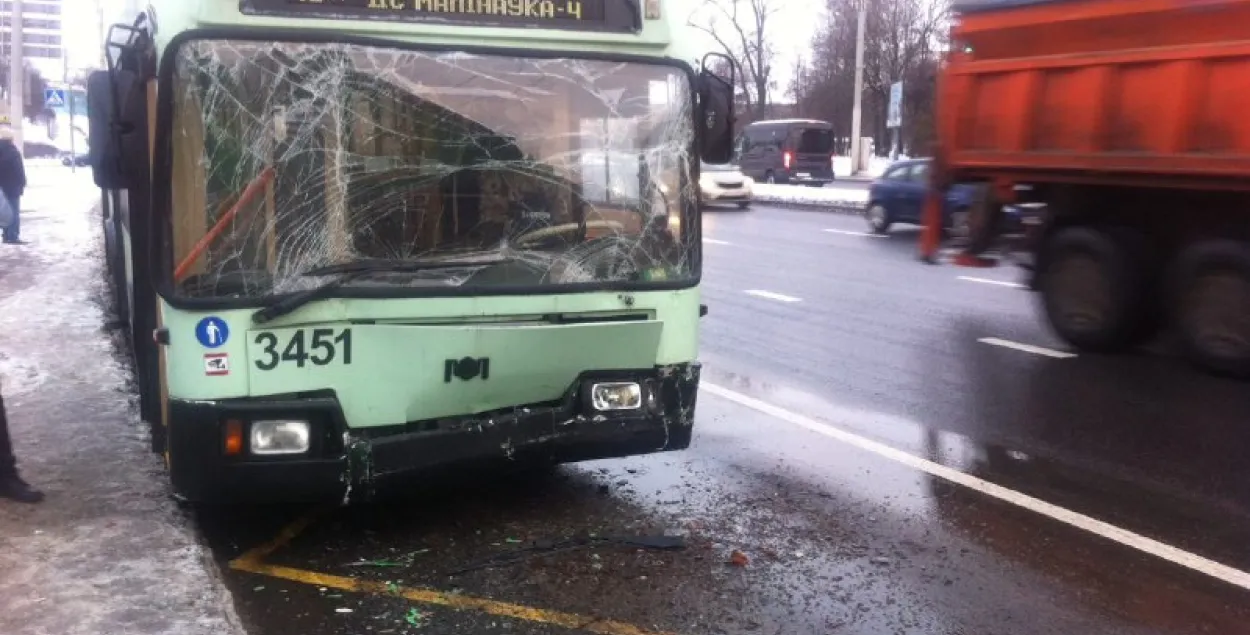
xmin=167 ymin=364 xmax=699 ymax=504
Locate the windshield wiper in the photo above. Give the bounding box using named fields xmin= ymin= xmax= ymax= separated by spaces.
xmin=251 ymin=257 xmax=505 ymax=324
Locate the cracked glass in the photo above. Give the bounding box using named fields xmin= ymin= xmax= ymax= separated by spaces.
xmin=168 ymin=40 xmax=697 ymax=299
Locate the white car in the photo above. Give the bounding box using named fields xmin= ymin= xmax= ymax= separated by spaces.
xmin=699 ymin=162 xmax=753 ymax=209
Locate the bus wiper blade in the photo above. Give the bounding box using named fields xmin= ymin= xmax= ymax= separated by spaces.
xmin=252 ymin=271 xmax=364 ymax=325
xmin=251 ymin=258 xmax=506 ymax=324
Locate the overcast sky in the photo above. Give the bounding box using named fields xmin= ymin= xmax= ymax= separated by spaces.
xmin=677 ymin=0 xmax=819 ymax=102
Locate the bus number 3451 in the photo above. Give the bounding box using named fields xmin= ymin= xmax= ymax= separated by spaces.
xmin=253 ymin=328 xmax=353 ymax=370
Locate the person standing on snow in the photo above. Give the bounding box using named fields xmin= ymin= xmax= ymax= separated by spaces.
xmin=0 ymin=123 xmax=39 ymax=502
xmin=0 ymin=393 xmax=42 ymax=503
xmin=0 ymin=126 xmax=27 ymax=244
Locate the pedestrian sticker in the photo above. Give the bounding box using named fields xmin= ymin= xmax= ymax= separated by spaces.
xmin=204 ymin=353 xmax=229 ymax=376
xmin=195 ymin=316 xmax=229 ymax=348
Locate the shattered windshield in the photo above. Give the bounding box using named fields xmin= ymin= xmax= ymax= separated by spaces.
xmin=167 ymin=40 xmax=696 ymax=298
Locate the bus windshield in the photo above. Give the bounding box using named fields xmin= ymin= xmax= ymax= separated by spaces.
xmin=168 ymin=40 xmax=696 ymax=298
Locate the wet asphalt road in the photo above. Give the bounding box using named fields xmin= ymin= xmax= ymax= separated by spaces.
xmin=198 ymin=202 xmax=1250 ymax=635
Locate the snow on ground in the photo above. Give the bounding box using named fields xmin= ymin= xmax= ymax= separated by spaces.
xmin=753 ymin=182 xmax=870 ymax=206
xmin=751 ymin=155 xmax=903 ymax=207
xmin=0 ymin=167 xmax=245 ymax=635
xmin=23 ymin=163 xmax=91 ymax=211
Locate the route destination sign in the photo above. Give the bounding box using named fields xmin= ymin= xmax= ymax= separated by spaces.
xmin=240 ymin=0 xmax=641 ymax=33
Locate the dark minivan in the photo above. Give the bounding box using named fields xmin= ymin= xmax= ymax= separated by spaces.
xmin=734 ymin=119 xmax=836 ymax=186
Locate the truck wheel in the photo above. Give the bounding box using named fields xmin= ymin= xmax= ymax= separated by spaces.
xmin=1167 ymin=240 xmax=1250 ymax=378
xmin=943 ymin=206 xmax=971 ymax=243
xmin=1038 ymin=226 xmax=1155 ymax=352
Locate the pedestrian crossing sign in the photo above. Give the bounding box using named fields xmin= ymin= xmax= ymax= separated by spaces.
xmin=44 ymin=89 xmax=66 ymax=108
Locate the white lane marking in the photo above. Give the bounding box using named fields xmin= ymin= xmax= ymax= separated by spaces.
xmin=744 ymin=289 xmax=802 ymax=303
xmin=704 ymin=238 xmax=732 ymax=245
xmin=958 ymin=276 xmax=1026 ymax=289
xmin=824 ymin=228 xmax=886 ymax=238
xmin=979 ymin=337 xmax=1077 ymax=359
xmin=702 ymin=382 xmax=1250 ymax=592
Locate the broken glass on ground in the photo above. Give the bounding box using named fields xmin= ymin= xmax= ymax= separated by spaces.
xmin=445 ymin=533 xmax=688 ymax=576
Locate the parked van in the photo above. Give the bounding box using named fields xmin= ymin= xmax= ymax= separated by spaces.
xmin=734 ymin=119 xmax=836 ymax=186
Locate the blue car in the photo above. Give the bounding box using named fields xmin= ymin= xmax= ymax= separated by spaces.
xmin=865 ymin=158 xmax=982 ymax=237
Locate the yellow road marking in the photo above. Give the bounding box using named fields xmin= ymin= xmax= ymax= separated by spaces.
xmin=228 ymin=509 xmax=676 ymax=635
xmin=230 ymin=509 xmax=327 ymax=567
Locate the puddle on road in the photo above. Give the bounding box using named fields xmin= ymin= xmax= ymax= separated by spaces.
xmin=698 ymin=353 xmax=1250 ymax=579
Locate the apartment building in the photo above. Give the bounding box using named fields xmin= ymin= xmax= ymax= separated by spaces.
xmin=0 ymin=0 xmax=64 ymax=80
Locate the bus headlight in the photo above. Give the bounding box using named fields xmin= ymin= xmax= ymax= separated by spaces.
xmin=250 ymin=420 xmax=311 ymax=455
xmin=590 ymin=382 xmax=643 ymax=411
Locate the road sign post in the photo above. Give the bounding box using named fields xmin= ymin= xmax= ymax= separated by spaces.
xmin=68 ymin=88 xmax=75 ymax=173
xmin=44 ymin=88 xmax=73 ymax=171
xmin=887 ymin=81 xmax=903 ymax=160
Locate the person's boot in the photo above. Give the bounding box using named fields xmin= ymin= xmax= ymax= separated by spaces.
xmin=0 ymin=471 xmax=44 ymax=503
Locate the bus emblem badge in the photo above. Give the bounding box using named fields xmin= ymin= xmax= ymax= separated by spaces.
xmin=445 ymin=357 xmax=490 ymax=382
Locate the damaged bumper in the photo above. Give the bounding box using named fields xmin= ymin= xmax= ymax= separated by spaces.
xmin=167 ymin=364 xmax=700 ymax=504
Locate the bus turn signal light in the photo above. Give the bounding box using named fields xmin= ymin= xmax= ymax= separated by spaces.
xmin=223 ymin=419 xmax=244 ymax=456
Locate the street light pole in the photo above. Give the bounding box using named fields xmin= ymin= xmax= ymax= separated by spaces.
xmin=849 ymin=3 xmax=866 ymax=175
xmin=8 ymin=0 xmax=23 ymax=152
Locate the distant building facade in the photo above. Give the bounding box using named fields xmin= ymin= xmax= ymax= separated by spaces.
xmin=0 ymin=0 xmax=65 ymax=81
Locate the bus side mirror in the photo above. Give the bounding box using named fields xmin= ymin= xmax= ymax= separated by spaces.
xmin=699 ymin=53 xmax=736 ymax=164
xmin=87 ymin=69 xmax=148 ymax=189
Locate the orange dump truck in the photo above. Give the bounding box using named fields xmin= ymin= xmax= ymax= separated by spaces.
xmin=924 ymin=0 xmax=1250 ymax=377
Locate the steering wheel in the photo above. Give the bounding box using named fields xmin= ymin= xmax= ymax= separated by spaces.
xmin=512 ymin=220 xmax=625 ymax=247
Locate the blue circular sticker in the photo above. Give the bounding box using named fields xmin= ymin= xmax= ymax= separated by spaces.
xmin=195 ymin=317 xmax=230 ymax=348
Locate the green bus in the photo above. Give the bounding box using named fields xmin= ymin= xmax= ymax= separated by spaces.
xmin=87 ymin=0 xmax=736 ymax=503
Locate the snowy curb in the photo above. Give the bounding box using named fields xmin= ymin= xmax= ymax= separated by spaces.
xmin=747 ymin=181 xmax=871 ymax=215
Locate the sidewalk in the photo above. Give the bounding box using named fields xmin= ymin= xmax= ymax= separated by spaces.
xmin=0 ymin=170 xmax=245 ymax=635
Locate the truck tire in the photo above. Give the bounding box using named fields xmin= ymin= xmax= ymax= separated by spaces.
xmin=1167 ymin=240 xmax=1250 ymax=378
xmin=1037 ymin=226 xmax=1156 ymax=352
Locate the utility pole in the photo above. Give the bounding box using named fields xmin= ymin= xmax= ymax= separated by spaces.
xmin=8 ymin=0 xmax=22 ymax=153
xmin=849 ymin=3 xmax=866 ymax=176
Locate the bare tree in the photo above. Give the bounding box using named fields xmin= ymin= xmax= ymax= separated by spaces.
xmin=688 ymin=0 xmax=781 ymax=118
xmin=0 ymin=63 xmax=51 ymax=123
xmin=793 ymin=0 xmax=951 ymax=156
